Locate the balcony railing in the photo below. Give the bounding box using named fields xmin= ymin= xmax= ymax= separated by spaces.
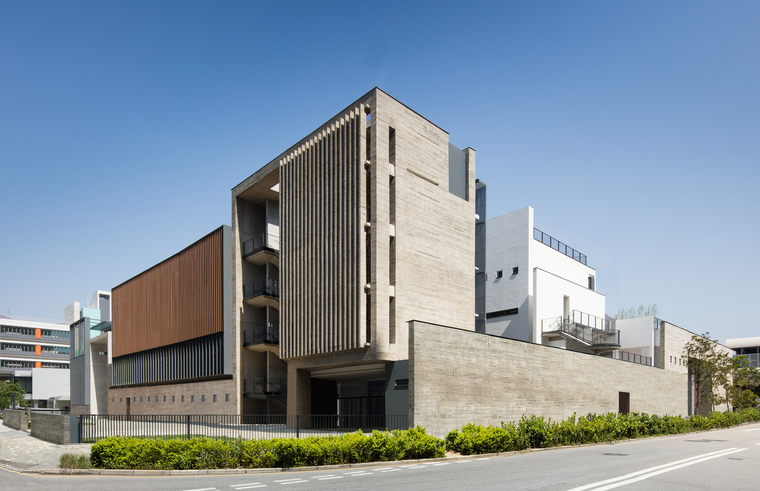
xmin=243 ymin=278 xmax=279 ymax=300
xmin=243 ymin=232 xmax=280 ymax=257
xmin=243 ymin=322 xmax=279 ymax=347
xmin=542 ymin=310 xmax=619 ymax=347
xmin=244 ymin=378 xmax=286 ymax=397
xmin=534 ymin=228 xmax=587 ymax=265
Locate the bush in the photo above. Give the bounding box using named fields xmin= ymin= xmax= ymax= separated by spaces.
xmin=445 ymin=409 xmax=760 ymax=455
xmin=90 ymin=426 xmax=443 ymax=470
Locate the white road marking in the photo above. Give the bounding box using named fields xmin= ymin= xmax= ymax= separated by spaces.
xmin=232 ymin=487 xmax=267 ymax=490
xmin=183 ymin=488 xmax=218 ymax=491
xmin=756 ymin=442 xmax=760 ymax=445
xmin=344 ymin=470 xmax=371 ymax=474
xmin=274 ymin=478 xmax=308 ymax=484
xmin=380 ymin=468 xmax=401 ymax=472
xmin=277 ymin=481 xmax=308 ymax=485
xmin=431 ymin=462 xmax=451 ymax=466
xmin=475 ymin=458 xmax=491 ymax=461
xmin=311 ymin=475 xmax=337 ymax=479
xmin=348 ymin=472 xmax=374 ymax=476
xmin=373 ymin=467 xmax=393 ymax=470
xmin=567 ymin=447 xmax=746 ymax=491
xmin=314 ymin=476 xmax=343 ymax=480
xmin=744 ymin=429 xmax=760 ymax=431
xmin=231 ymin=485 xmax=263 ymax=489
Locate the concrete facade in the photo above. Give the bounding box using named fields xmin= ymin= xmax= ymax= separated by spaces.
xmin=2 ymin=409 xmax=27 ymax=431
xmin=409 ymin=321 xmax=688 ymax=438
xmin=232 ymin=88 xmax=476 ymax=418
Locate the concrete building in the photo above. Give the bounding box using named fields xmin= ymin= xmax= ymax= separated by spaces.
xmin=108 ymin=226 xmax=234 ymax=415
xmin=0 ymin=316 xmax=71 ymax=408
xmin=232 ymin=87 xmax=476 ymax=418
xmin=67 ymin=291 xmax=112 ymax=415
xmin=484 ymin=206 xmax=618 ymax=354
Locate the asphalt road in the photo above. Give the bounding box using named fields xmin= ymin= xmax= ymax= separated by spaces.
xmin=4 ymin=423 xmax=760 ymax=490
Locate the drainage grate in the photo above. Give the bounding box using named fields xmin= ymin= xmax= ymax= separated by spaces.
xmin=602 ymin=453 xmax=629 ymax=456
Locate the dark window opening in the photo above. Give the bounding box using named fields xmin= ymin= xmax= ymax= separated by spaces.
xmin=512 ymin=267 xmax=519 ymax=275
xmin=486 ymin=308 xmax=519 ymax=319
xmin=395 ymin=378 xmax=409 ymax=390
xmin=496 ymin=270 xmax=503 ymax=278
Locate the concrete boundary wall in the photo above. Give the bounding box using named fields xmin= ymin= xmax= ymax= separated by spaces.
xmin=2 ymin=409 xmax=27 ymax=431
xmin=30 ymin=412 xmax=71 ymax=444
xmin=409 ymin=321 xmax=688 ymax=438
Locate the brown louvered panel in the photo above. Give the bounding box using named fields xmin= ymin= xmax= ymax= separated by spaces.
xmin=112 ymin=227 xmax=224 ymax=357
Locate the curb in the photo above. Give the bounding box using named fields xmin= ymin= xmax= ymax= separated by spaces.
xmin=8 ymin=420 xmax=760 ymax=476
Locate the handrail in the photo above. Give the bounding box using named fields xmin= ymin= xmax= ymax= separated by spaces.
xmin=533 ymin=228 xmax=587 ymax=265
xmin=243 ymin=322 xmax=279 ymax=346
xmin=244 ymin=377 xmax=287 ymax=396
xmin=542 ymin=312 xmax=620 ymax=347
xmin=243 ymin=278 xmax=279 ymax=299
xmin=243 ymin=232 xmax=280 ymax=256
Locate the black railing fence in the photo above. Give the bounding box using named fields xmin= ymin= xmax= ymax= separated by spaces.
xmin=612 ymin=350 xmax=652 ymax=366
xmin=243 ymin=233 xmax=280 ymax=257
xmin=77 ymin=414 xmax=409 ymax=443
xmin=243 ymin=322 xmax=279 ymax=346
xmin=243 ymin=278 xmax=279 ymax=299
xmin=533 ymin=228 xmax=587 ymax=265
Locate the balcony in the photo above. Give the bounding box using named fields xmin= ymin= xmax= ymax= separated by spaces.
xmin=243 ymin=232 xmax=279 ymax=267
xmin=243 ymin=322 xmax=279 ymax=355
xmin=542 ymin=310 xmax=620 ymax=353
xmin=534 ymin=228 xmax=587 ymax=265
xmin=243 ymin=278 xmax=279 ymax=309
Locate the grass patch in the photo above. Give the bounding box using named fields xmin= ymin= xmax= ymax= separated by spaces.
xmin=60 ymin=453 xmax=92 ymax=471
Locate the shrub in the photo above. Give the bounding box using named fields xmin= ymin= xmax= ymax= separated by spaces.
xmin=90 ymin=426 xmax=443 ymax=470
xmin=59 ymin=453 xmax=91 ymax=471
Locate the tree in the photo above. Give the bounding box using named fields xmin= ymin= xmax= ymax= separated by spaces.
xmin=615 ymin=304 xmax=658 ymax=320
xmin=683 ymin=332 xmax=732 ymax=414
xmin=0 ymin=380 xmax=28 ymax=410
xmin=726 ymin=355 xmax=760 ymax=410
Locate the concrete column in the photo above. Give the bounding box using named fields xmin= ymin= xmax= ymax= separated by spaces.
xmin=287 ymin=364 xmax=311 ymax=416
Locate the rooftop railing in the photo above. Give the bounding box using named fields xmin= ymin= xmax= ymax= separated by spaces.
xmin=534 ymin=228 xmax=587 ymax=265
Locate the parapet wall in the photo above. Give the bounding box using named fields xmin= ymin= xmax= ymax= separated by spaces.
xmin=30 ymin=412 xmax=70 ymax=445
xmin=409 ymin=321 xmax=688 ymax=438
xmin=2 ymin=409 xmax=27 ymax=431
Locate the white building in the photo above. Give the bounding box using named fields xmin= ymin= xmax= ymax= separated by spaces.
xmin=725 ymin=337 xmax=760 ymax=367
xmin=484 ymin=206 xmax=618 ymax=354
xmin=0 ymin=315 xmax=71 ymax=408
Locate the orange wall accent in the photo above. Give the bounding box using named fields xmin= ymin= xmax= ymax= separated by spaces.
xmin=35 ymin=328 xmax=41 ymax=339
xmin=112 ymin=227 xmax=224 ymax=357
xmin=35 ymin=345 xmax=41 ymax=355
xmin=35 ymin=362 xmax=41 ymax=368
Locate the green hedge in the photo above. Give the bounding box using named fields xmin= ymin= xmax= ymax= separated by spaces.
xmin=445 ymin=409 xmax=760 ymax=455
xmin=90 ymin=426 xmax=444 ymax=470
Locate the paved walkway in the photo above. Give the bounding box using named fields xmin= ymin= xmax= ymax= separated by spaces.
xmin=0 ymin=421 xmax=91 ymax=471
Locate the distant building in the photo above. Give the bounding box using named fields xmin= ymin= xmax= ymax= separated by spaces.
xmin=725 ymin=337 xmax=760 ymax=367
xmin=0 ymin=315 xmax=70 ymax=408
xmin=67 ymin=291 xmax=112 ymax=415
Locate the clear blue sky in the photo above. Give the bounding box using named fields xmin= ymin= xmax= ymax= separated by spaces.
xmin=1 ymin=1 xmax=758 ymax=343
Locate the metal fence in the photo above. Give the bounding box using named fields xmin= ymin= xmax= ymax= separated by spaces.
xmin=77 ymin=414 xmax=409 ymax=443
xmin=612 ymin=350 xmax=653 ymax=367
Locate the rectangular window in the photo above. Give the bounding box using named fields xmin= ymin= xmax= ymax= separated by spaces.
xmin=225 ymin=394 xmax=230 ymax=402
xmin=163 ymin=396 xmax=166 ymax=403
xmin=172 ymin=396 xmax=176 ymax=403
xmin=512 ymin=267 xmax=519 ymax=275
xmin=395 ymin=378 xmax=409 ymax=390
xmin=486 ymin=308 xmax=519 ymax=319
xmin=191 ymin=395 xmax=195 ymax=403
xmin=496 ymin=270 xmax=503 ymax=278
xmin=181 ymin=395 xmax=185 ymax=403
xmin=201 ymin=395 xmax=206 ymax=403
xmin=140 ymin=397 xmax=143 ymax=403
xmin=389 ymin=127 xmax=396 ymax=164
xmin=213 ymin=394 xmax=217 ymax=403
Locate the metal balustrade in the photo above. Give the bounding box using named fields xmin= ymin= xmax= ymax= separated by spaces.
xmin=533 ymin=228 xmax=587 ymax=265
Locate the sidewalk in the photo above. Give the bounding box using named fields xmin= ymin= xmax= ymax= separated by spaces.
xmin=0 ymin=421 xmax=91 ymax=471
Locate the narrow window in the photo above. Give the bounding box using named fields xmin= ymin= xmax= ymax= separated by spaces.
xmin=225 ymin=394 xmax=230 ymax=402
xmin=172 ymin=395 xmax=176 ymax=403
xmin=496 ymin=270 xmax=503 ymax=279
xmin=163 ymin=396 xmax=166 ymax=403
xmin=201 ymin=395 xmax=205 ymax=403
xmin=389 ymin=127 xmax=396 ymax=164
xmin=512 ymin=267 xmax=519 ymax=275
xmin=588 ymin=275 xmax=595 ymax=291
xmin=181 ymin=395 xmax=185 ymax=403
xmin=191 ymin=395 xmax=195 ymax=403
xmin=213 ymin=394 xmax=217 ymax=403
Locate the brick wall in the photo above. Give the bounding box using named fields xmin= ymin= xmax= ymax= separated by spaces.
xmin=409 ymin=321 xmax=688 ymax=438
xmin=108 ymin=378 xmax=237 ymax=415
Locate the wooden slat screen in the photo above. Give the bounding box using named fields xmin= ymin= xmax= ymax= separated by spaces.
xmin=112 ymin=227 xmax=224 ymax=357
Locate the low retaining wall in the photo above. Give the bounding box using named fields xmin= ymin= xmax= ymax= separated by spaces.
xmin=2 ymin=409 xmax=27 ymax=431
xmin=31 ymin=412 xmax=70 ymax=445
xmin=409 ymin=321 xmax=689 ymax=438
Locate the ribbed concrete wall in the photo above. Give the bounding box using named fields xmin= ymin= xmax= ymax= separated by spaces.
xmin=410 ymin=321 xmax=688 ymax=438
xmin=280 ymin=106 xmax=364 ymax=358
